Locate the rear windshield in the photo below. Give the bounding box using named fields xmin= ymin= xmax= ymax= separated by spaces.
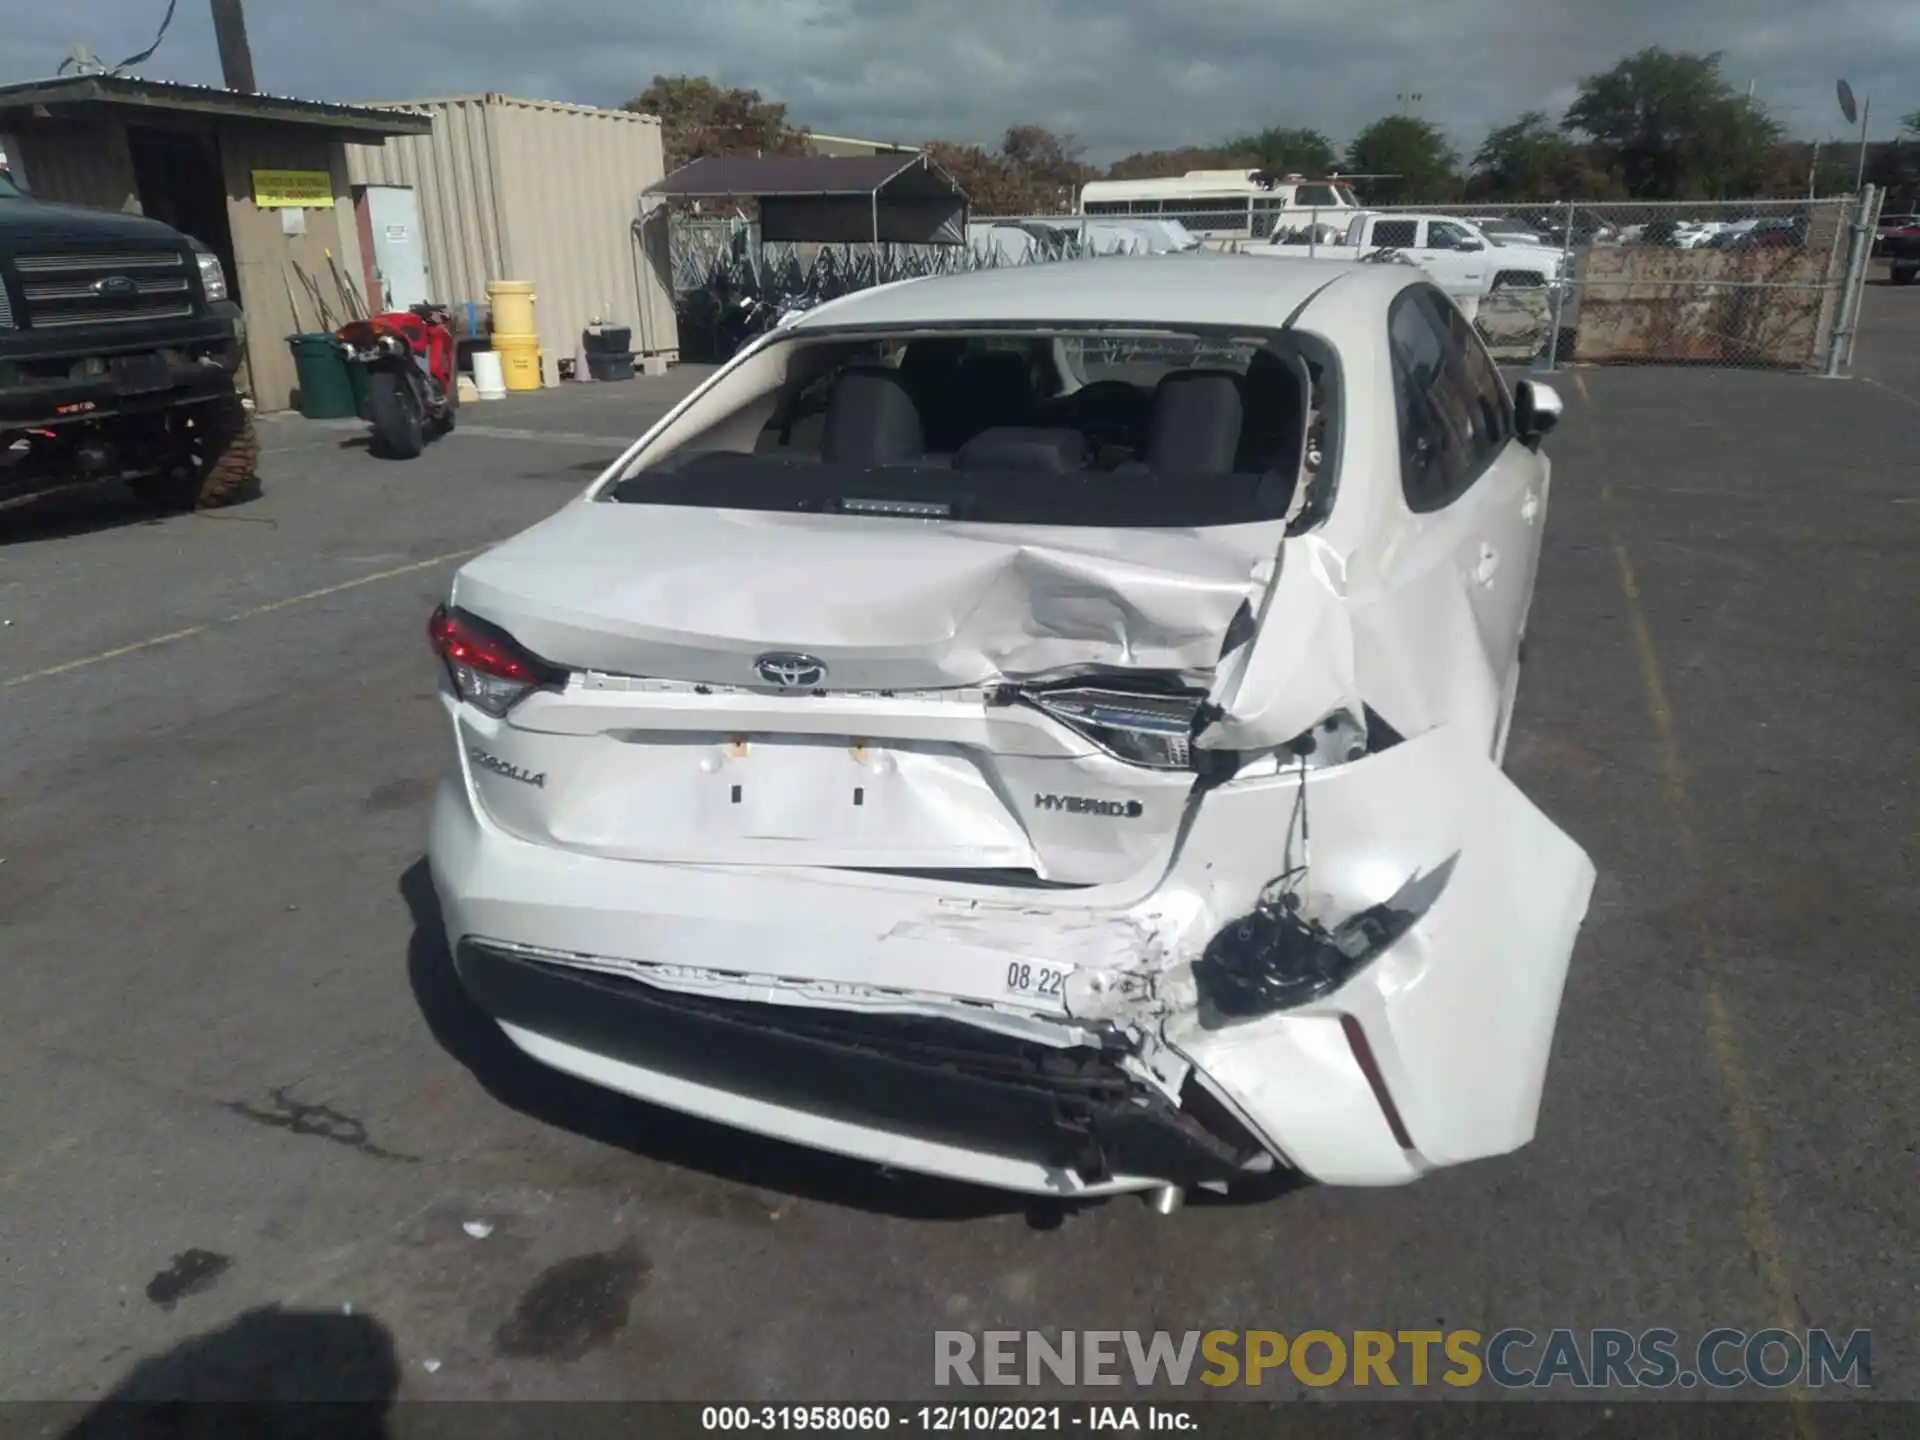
xmin=614 ymin=331 xmax=1338 ymax=530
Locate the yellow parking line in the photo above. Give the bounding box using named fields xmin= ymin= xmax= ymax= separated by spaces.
xmin=1859 ymin=374 xmax=1920 ymax=411
xmin=4 ymin=545 xmax=486 ymax=689
xmin=1584 ymin=391 xmax=1813 ymax=1433
xmin=230 ymin=548 xmax=486 ymax=620
xmin=3 ymin=623 xmax=213 ymax=686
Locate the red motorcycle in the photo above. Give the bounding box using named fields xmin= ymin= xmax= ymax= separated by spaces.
xmin=335 ymin=303 xmax=457 ymax=458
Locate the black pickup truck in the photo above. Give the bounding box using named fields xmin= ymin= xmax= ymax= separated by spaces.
xmin=1 ymin=167 xmax=257 ymax=513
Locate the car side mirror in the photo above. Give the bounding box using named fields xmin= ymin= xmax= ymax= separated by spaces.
xmin=1515 ymin=379 xmax=1563 ymax=449
xmin=1458 ymin=238 xmax=1485 ymax=252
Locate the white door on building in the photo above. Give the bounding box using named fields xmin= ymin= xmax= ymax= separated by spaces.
xmin=364 ymin=185 xmax=429 ymax=311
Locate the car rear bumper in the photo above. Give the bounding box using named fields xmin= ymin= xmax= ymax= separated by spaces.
xmin=455 ymin=937 xmax=1258 ymax=1197
xmin=429 ymin=776 xmax=1278 ymax=1195
xmin=429 ymin=709 xmax=1596 ymax=1197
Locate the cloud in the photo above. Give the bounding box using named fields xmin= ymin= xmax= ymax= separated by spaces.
xmin=2 ymin=0 xmax=1912 ymax=160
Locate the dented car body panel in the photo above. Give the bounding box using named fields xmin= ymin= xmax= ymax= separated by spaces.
xmin=454 ymin=502 xmax=1277 ymax=692
xmin=427 ymin=256 xmax=1596 ymax=1196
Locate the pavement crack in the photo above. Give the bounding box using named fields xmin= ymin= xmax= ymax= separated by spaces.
xmin=225 ymin=1087 xmax=420 ymax=1164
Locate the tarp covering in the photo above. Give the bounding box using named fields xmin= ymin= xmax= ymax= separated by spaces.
xmin=647 ymin=153 xmax=968 ymax=245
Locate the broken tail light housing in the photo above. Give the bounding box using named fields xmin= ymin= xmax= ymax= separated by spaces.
xmin=428 ymin=605 xmax=567 ymax=717
xmin=1282 ymin=707 xmax=1370 ymax=769
xmin=1194 ymin=857 xmax=1458 ymax=1018
xmin=1017 ymin=685 xmax=1209 ymax=770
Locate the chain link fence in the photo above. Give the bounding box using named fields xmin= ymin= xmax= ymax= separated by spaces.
xmin=1369 ymin=196 xmax=1878 ymax=372
xmin=668 ymin=193 xmax=1883 ymax=372
xmin=667 ymin=216 xmax=1111 ymax=361
xmin=1073 ymin=195 xmax=1882 ymax=371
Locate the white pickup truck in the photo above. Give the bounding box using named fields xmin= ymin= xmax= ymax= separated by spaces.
xmin=1254 ymin=211 xmax=1568 ymax=302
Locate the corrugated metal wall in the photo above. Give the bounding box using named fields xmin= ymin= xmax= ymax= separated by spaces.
xmin=345 ymin=96 xmax=507 ymax=328
xmin=8 ymin=121 xmax=141 ymax=213
xmin=346 ymin=94 xmax=678 ymax=383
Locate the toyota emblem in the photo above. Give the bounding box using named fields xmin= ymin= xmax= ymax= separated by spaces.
xmin=754 ymin=652 xmax=827 ymax=688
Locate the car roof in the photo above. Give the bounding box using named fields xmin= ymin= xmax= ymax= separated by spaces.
xmin=785 ymin=253 xmax=1410 ymax=336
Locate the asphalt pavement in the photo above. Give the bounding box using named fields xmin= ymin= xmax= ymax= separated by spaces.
xmin=1 ymin=292 xmax=1915 ymax=1414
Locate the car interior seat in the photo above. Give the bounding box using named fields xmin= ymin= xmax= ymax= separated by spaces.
xmin=1140 ymin=369 xmax=1245 ymax=475
xmin=938 ymin=350 xmax=1037 ymax=450
xmin=820 ymin=366 xmax=926 ymax=466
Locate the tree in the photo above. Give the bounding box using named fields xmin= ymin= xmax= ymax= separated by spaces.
xmin=1345 ymin=116 xmax=1459 ymax=204
xmin=626 ymin=75 xmax=809 ymax=171
xmin=1562 ymin=49 xmax=1781 ymax=199
xmin=1105 ymin=145 xmax=1253 ymax=180
xmin=925 ymin=141 xmax=1032 ymax=214
xmin=1469 ymin=111 xmax=1612 ymax=201
xmin=1221 ymin=126 xmax=1338 ymax=177
xmin=925 ymin=125 xmax=1091 ymax=214
xmin=998 ymin=124 xmax=1091 ymax=210
xmin=1902 ymin=110 xmax=1920 ymax=140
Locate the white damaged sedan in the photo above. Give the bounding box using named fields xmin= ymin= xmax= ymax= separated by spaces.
xmin=426 ymin=255 xmax=1595 ymax=1200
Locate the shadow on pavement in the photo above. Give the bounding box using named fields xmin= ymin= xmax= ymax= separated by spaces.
xmin=62 ymin=1306 xmax=398 ymax=1438
xmin=0 ymin=475 xmax=170 ymax=545
xmin=400 ymin=858 xmax=1065 ymax=1225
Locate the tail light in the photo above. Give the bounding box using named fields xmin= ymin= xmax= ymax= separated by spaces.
xmin=427 ymin=605 xmax=566 ymax=717
xmin=1016 ymin=685 xmax=1208 ymax=770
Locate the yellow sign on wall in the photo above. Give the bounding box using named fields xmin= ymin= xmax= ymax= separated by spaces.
xmin=251 ymin=169 xmax=335 ymax=208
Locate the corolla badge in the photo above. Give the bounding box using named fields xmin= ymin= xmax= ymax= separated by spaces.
xmin=754 ymin=652 xmax=827 ymax=688
xmin=468 ymin=745 xmax=545 ymax=788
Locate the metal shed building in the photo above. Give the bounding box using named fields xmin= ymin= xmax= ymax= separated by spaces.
xmin=0 ymin=73 xmax=430 ymax=411
xmin=345 ymin=94 xmax=679 ymax=383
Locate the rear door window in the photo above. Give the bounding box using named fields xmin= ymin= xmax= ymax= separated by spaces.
xmin=1388 ymin=286 xmax=1514 ymax=511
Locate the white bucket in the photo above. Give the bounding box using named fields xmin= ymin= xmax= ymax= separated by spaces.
xmin=471 ymin=349 xmax=507 ymax=400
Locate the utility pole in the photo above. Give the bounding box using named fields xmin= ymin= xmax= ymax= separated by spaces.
xmin=210 ymin=0 xmax=257 ymax=93
xmin=1855 ymin=97 xmax=1871 ymax=195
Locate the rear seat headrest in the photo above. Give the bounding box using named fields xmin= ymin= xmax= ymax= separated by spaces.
xmin=953 ymin=427 xmax=1089 ymax=474
xmin=948 ymin=350 xmax=1037 ymax=434
xmin=1146 ymin=369 xmax=1245 ymax=475
xmin=821 ymin=365 xmax=925 ymax=465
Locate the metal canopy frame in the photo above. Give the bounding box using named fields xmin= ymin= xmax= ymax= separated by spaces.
xmin=647 ymin=152 xmax=969 ymax=245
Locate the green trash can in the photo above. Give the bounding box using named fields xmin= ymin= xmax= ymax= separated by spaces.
xmin=286 ymin=333 xmax=358 ymax=419
xmin=345 ymin=361 xmax=372 ymax=421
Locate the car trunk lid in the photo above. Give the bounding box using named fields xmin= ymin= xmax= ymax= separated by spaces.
xmin=449 ymin=501 xmax=1283 ymax=884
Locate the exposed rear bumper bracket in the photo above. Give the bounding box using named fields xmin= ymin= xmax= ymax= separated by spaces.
xmin=455 ymin=939 xmax=1262 ymax=1187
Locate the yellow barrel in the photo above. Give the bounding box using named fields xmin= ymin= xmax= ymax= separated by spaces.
xmin=486 ymin=280 xmax=537 ymax=337
xmin=495 ymin=332 xmax=542 ymax=391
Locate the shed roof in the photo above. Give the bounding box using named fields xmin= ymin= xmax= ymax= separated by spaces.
xmin=647 ymin=152 xmax=968 ymax=245
xmin=0 ymin=74 xmax=432 ymax=138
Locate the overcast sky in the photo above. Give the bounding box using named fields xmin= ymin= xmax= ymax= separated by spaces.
xmin=3 ymin=0 xmax=1915 ymax=162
